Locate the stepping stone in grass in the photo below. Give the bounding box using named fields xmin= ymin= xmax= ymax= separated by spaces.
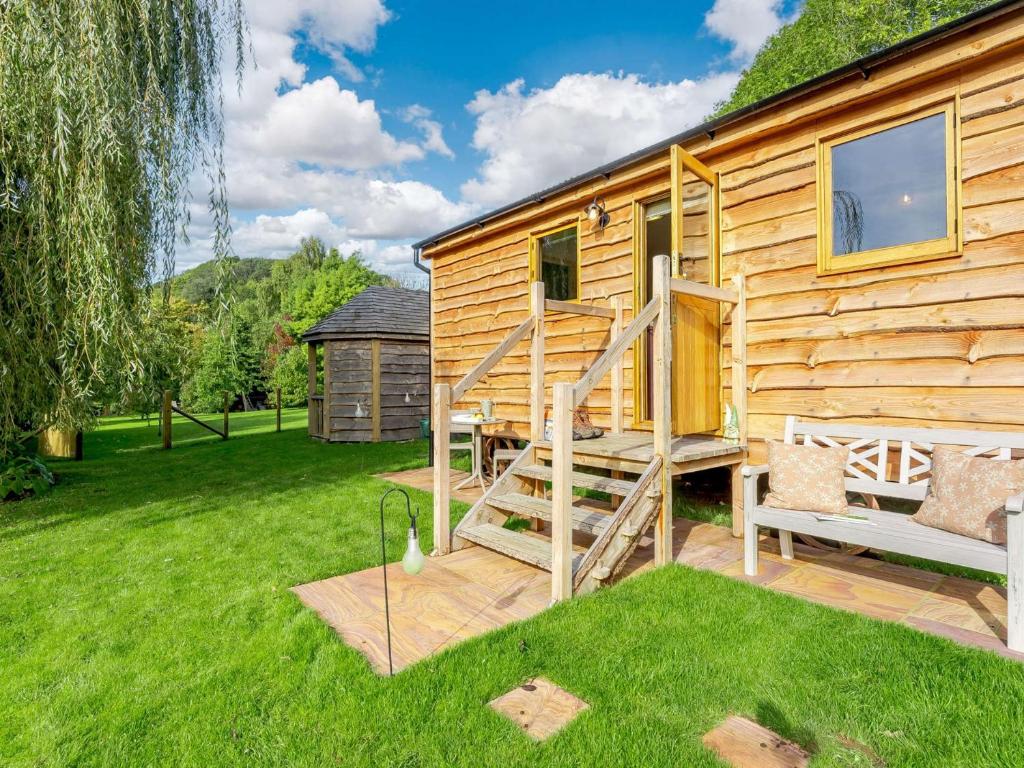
xmin=488 ymin=677 xmax=589 ymax=741
xmin=703 ymin=715 xmax=811 ymax=768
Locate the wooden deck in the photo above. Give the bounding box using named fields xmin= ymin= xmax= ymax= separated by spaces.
xmin=299 ymin=472 xmax=1023 ymax=669
xmin=534 ymin=431 xmax=744 ymax=475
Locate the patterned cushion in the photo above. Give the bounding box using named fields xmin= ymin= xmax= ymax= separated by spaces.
xmin=763 ymin=440 xmax=850 ymax=515
xmin=911 ymin=447 xmax=1024 ymax=544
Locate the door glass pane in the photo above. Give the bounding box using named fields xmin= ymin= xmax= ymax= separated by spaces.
xmin=643 ymin=200 xmax=671 ymax=305
xmin=641 ymin=200 xmax=671 ymax=420
xmin=831 ymin=112 xmax=947 ymax=256
xmin=679 ymin=171 xmax=712 ymax=284
xmin=538 ymin=227 xmax=578 ymax=300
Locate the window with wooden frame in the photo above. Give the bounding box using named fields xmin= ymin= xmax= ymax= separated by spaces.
xmin=816 ymin=101 xmax=961 ymax=275
xmin=529 ymin=223 xmax=580 ymax=301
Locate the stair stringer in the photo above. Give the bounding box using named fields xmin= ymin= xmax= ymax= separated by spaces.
xmin=450 ymin=443 xmax=535 ymax=552
xmin=573 ymin=456 xmax=664 ymax=595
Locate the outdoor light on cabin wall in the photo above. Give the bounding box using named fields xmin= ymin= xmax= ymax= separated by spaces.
xmin=583 ymin=196 xmax=610 ymax=229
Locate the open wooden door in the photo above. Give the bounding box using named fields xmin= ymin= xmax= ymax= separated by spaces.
xmin=670 ymin=146 xmax=721 ymax=435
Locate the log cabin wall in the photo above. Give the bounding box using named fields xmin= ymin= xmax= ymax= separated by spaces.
xmin=326 ymin=338 xmax=430 ymax=442
xmin=377 ymin=340 xmax=430 ymax=442
xmin=425 ymin=8 xmax=1024 ymax=462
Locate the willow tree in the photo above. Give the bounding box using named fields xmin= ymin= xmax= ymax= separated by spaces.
xmin=0 ymin=1 xmax=245 ymax=458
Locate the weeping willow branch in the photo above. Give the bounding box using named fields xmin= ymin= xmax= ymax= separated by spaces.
xmin=833 ymin=189 xmax=864 ymax=255
xmin=0 ymin=1 xmax=245 ymax=457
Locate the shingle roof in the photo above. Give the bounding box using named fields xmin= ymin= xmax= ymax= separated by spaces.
xmin=301 ymin=286 xmax=429 ymax=343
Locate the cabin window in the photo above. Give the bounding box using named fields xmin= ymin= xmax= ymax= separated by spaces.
xmin=817 ymin=102 xmax=959 ymax=274
xmin=529 ymin=224 xmax=579 ymax=301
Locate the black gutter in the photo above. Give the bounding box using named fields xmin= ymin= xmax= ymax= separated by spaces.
xmin=411 ymin=0 xmax=1021 ymax=252
xmin=413 ymin=246 xmax=434 ymax=466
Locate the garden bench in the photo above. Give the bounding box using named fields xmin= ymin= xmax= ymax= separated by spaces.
xmin=742 ymin=416 xmax=1024 ymax=652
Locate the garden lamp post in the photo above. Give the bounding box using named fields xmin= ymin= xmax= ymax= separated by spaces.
xmin=378 ymin=487 xmax=424 ymax=675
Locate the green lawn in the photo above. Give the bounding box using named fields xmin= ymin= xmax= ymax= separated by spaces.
xmin=3 ymin=412 xmax=1024 ymax=767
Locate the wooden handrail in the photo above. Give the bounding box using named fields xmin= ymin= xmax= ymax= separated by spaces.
xmin=572 ymin=297 xmax=658 ymax=408
xmin=670 ymin=277 xmax=739 ymax=305
xmin=544 ymin=299 xmax=616 ymax=319
xmin=451 ymin=315 xmax=535 ymax=403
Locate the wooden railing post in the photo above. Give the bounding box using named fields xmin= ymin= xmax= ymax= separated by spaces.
xmin=530 ymin=282 xmax=545 ymax=442
xmin=222 ymin=392 xmax=230 ymax=440
xmin=432 ymin=383 xmax=451 ymax=556
xmin=275 ymin=387 xmax=282 ymax=432
xmin=730 ymin=274 xmax=748 ymax=538
xmin=652 ymin=254 xmax=673 ymax=566
xmin=162 ymin=390 xmax=172 ymax=450
xmin=551 ymin=382 xmax=574 ymax=602
xmin=610 ymin=295 xmax=624 ymax=434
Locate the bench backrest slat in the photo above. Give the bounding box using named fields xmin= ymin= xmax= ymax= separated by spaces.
xmin=785 ymin=416 xmax=1024 ymax=501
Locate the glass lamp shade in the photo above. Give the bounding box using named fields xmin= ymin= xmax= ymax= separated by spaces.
xmin=402 ymin=526 xmax=425 ymax=575
xmin=587 ymin=204 xmax=599 ymax=221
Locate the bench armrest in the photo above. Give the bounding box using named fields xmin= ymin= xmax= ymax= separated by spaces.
xmin=741 ymin=464 xmax=769 ymax=478
xmin=1007 ymin=493 xmax=1024 ymax=515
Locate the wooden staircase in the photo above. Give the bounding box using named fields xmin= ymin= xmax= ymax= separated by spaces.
xmin=452 ymin=444 xmax=664 ymax=595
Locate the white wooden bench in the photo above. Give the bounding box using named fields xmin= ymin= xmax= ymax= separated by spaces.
xmin=742 ymin=416 xmax=1024 ymax=652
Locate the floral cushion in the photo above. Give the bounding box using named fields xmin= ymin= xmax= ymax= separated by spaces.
xmin=763 ymin=440 xmax=850 ymax=515
xmin=911 ymin=447 xmax=1024 ymax=544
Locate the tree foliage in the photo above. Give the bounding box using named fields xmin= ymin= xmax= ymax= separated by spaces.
xmin=160 ymin=239 xmax=394 ymax=413
xmin=0 ymin=1 xmax=245 ymax=458
xmin=715 ymin=0 xmax=994 ymax=115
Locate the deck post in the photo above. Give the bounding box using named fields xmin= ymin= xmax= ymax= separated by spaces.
xmin=162 ymin=390 xmax=172 ymax=450
xmin=530 ymin=282 xmax=545 ymax=442
xmin=730 ymin=274 xmax=748 ymax=538
xmin=610 ymin=294 xmax=624 ymax=434
xmin=652 ymin=254 xmax=673 ymax=566
xmin=432 ymin=383 xmax=451 ymax=556
xmin=551 ymin=382 xmax=574 ymax=602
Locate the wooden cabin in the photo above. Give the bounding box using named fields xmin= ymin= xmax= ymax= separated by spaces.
xmin=416 ymin=1 xmax=1024 ymax=601
xmin=302 ymin=286 xmax=429 ymax=443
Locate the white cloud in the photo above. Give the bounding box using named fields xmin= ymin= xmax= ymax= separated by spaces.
xmin=460 ymin=71 xmax=739 ymax=208
xmin=401 ymin=105 xmax=454 ymax=159
xmin=176 ymin=207 xmax=427 ymax=283
xmin=242 ymin=0 xmax=391 ymax=82
xmin=179 ymin=0 xmax=464 ymax=272
xmin=224 ymin=158 xmax=473 ymax=239
xmin=705 ymin=0 xmax=788 ymax=62
xmin=238 ymin=77 xmax=425 ymax=169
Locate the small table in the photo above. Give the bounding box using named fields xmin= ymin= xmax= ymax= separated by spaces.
xmin=450 ymin=415 xmax=507 ymax=494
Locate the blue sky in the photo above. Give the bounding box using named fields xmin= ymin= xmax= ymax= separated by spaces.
xmin=180 ymin=0 xmax=796 ymax=280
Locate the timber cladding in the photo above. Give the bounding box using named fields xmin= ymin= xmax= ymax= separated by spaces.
xmin=326 ymin=339 xmax=429 ymax=442
xmin=425 ymin=7 xmax=1024 ymax=461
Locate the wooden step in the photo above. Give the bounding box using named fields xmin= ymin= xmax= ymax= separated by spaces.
xmin=487 ymin=493 xmax=613 ymax=535
xmin=459 ymin=523 xmax=583 ymax=571
xmin=513 ymin=464 xmax=636 ymax=496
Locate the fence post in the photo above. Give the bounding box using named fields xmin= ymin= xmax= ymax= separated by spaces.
xmin=162 ymin=390 xmax=172 ymax=450
xmin=551 ymin=382 xmax=574 ymax=603
xmin=652 ymin=254 xmax=673 ymax=566
xmin=432 ymin=383 xmax=451 ymax=556
xmin=222 ymin=392 xmax=229 ymax=440
xmin=276 ymin=387 xmax=282 ymax=432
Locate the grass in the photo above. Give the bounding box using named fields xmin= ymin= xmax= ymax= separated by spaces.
xmin=3 ymin=412 xmax=1024 ymax=766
